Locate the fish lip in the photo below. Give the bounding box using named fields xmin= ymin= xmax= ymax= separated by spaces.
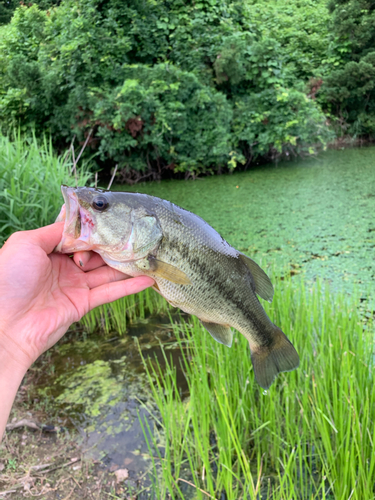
xmin=55 ymin=186 xmax=91 ymax=253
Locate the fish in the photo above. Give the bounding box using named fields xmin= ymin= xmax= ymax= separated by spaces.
xmin=55 ymin=185 xmax=299 ymax=388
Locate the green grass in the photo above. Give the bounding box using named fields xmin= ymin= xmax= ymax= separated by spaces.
xmin=81 ymin=287 xmax=170 ymax=335
xmin=0 ymin=132 xmax=91 ymax=245
xmin=137 ymin=277 xmax=375 ymax=500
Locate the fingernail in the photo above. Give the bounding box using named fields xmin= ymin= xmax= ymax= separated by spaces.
xmin=79 ymin=260 xmax=83 ymax=267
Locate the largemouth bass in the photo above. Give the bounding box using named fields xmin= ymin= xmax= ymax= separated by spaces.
xmin=55 ymin=186 xmax=299 ymax=388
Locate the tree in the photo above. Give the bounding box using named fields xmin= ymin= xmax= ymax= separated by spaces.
xmin=0 ymin=0 xmax=332 ymax=179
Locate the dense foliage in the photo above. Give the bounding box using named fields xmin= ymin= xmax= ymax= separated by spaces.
xmin=319 ymin=0 xmax=375 ymax=136
xmin=0 ymin=133 xmax=91 ymax=245
xmin=0 ymin=0 xmax=334 ymax=180
xmin=0 ymin=0 xmax=60 ymax=25
xmin=2 ymin=0 xmax=374 ymax=179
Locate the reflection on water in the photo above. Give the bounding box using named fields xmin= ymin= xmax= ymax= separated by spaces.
xmin=40 ymin=314 xmax=188 ymax=489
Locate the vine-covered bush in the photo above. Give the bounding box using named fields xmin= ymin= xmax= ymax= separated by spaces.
xmin=0 ymin=0 xmax=333 ymax=179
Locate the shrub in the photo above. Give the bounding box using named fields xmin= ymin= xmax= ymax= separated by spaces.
xmin=320 ymin=52 xmax=375 ymax=136
xmin=328 ymin=0 xmax=375 ymax=59
xmin=318 ymin=0 xmax=375 ymax=135
xmin=0 ymin=0 xmax=332 ymax=179
xmin=214 ymin=33 xmax=333 ymax=160
xmin=86 ymin=64 xmax=233 ymax=179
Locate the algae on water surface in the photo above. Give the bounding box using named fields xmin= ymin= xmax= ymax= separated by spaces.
xmin=113 ymin=147 xmax=375 ymax=295
xmin=36 ymin=319 xmax=185 ymax=476
xmin=30 ymin=147 xmax=375 ymax=498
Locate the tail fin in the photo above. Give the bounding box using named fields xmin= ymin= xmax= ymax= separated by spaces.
xmin=250 ymin=327 xmax=299 ymax=389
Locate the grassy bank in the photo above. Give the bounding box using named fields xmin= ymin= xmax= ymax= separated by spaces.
xmin=81 ymin=287 xmax=169 ymax=335
xmin=137 ymin=277 xmax=375 ymax=500
xmin=0 ymin=133 xmax=91 ymax=245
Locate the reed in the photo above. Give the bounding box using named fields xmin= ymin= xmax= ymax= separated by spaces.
xmin=139 ymin=277 xmax=375 ymax=500
xmin=0 ymin=132 xmax=91 ymax=245
xmin=81 ymin=287 xmax=169 ymax=335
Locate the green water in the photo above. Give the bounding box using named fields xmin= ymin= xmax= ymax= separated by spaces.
xmin=41 ymin=147 xmax=375 ymax=495
xmin=38 ymin=315 xmax=186 ymax=497
xmin=114 ymin=147 xmax=375 ymax=295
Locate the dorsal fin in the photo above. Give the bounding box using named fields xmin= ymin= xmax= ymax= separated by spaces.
xmin=238 ymin=253 xmax=274 ymax=302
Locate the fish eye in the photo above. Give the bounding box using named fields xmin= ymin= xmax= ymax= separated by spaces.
xmin=92 ymin=195 xmax=109 ymax=212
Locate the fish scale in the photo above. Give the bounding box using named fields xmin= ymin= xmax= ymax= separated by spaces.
xmin=56 ymin=186 xmax=299 ymax=388
xmin=148 ymin=205 xmax=273 ymax=338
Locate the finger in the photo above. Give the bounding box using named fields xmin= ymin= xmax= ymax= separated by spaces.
xmin=23 ymin=222 xmax=65 ymax=255
xmin=73 ymin=251 xmax=107 ymax=271
xmin=76 ymin=252 xmax=107 ymax=271
xmin=84 ymin=266 xmax=131 ymax=289
xmin=73 ymin=251 xmax=91 ymax=268
xmin=88 ymin=276 xmax=155 ymax=310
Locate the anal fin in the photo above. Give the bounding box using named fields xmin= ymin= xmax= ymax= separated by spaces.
xmin=201 ymin=321 xmax=233 ymax=347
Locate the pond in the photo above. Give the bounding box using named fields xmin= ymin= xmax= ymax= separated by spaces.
xmin=41 ymin=146 xmax=375 ymax=494
xmin=118 ymin=146 xmax=375 ymax=295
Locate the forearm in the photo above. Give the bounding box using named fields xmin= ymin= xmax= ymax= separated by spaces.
xmin=0 ymin=339 xmax=29 ymax=440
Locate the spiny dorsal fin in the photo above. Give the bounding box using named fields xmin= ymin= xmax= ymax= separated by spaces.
xmin=239 ymin=253 xmax=274 ymax=303
xmin=200 ymin=321 xmax=233 ymax=347
xmin=136 ymin=257 xmax=192 ymax=286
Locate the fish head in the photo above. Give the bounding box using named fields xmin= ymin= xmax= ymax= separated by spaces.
xmin=55 ymin=186 xmax=163 ymax=261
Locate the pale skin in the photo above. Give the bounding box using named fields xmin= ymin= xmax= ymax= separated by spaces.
xmin=0 ymin=222 xmax=154 ymax=440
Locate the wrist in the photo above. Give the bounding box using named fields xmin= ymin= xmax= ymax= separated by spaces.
xmin=0 ymin=327 xmax=33 ymax=378
xmin=0 ymin=331 xmax=30 ymax=442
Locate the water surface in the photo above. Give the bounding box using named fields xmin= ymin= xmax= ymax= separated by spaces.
xmin=42 ymin=147 xmax=375 ymax=493
xmin=115 ymin=147 xmax=375 ymax=295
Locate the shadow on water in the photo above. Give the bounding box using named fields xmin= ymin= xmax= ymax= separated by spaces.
xmin=36 ymin=313 xmax=189 ymax=496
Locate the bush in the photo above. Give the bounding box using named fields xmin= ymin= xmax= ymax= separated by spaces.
xmin=0 ymin=0 xmax=332 ymax=179
xmin=86 ymin=64 xmax=233 ymax=179
xmin=328 ymin=0 xmax=375 ymax=59
xmin=314 ymin=0 xmax=375 ymax=136
xmin=214 ymin=33 xmax=333 ymax=160
xmin=320 ymin=52 xmax=375 ymax=136
xmin=0 ymin=132 xmax=91 ymax=245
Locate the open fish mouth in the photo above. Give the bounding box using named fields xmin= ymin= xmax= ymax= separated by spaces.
xmin=55 ymin=186 xmax=93 ymax=253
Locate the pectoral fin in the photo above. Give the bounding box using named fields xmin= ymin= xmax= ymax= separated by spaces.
xmin=239 ymin=253 xmax=274 ymax=302
xmin=200 ymin=321 xmax=233 ymax=347
xmin=136 ymin=257 xmax=192 ymax=285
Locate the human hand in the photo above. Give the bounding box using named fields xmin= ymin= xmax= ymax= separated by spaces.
xmin=0 ymin=222 xmax=154 ymax=372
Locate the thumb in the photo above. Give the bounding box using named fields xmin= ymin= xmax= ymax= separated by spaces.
xmin=26 ymin=222 xmax=65 ymax=255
